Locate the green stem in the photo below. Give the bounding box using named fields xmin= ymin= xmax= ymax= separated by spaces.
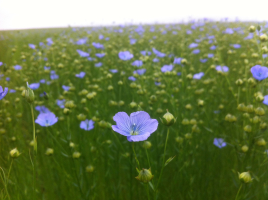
xmin=30 ymin=105 xmax=37 ymax=152
xmin=146 ymin=183 xmax=150 ymax=200
xmin=235 ymin=184 xmax=242 ymax=200
xmin=132 ymin=143 xmax=140 ymax=170
xmin=156 ymin=128 xmax=170 ymax=191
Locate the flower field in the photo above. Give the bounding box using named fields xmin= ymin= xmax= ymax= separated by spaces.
xmin=1 ymin=21 xmax=268 ymax=200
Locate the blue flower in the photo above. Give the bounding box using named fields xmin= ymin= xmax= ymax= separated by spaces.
xmin=250 ymin=65 xmax=268 ymax=81
xmin=216 ymin=66 xmax=229 ymax=73
xmin=118 ymin=51 xmax=133 ymax=60
xmin=76 ymin=38 xmax=87 ymax=45
xmin=62 ymin=85 xmax=70 ymax=91
xmin=263 ymin=95 xmax=268 ymax=105
xmin=112 ymin=111 xmax=158 ymax=142
xmin=95 ymin=62 xmax=102 ymax=67
xmin=208 ymin=53 xmax=214 ymax=58
xmin=50 ymin=74 xmax=59 ymax=80
xmin=9 ymin=89 xmax=16 ymax=93
xmin=128 ymin=76 xmax=136 ymax=81
xmin=29 ymin=44 xmax=35 ymax=49
xmin=140 ymin=51 xmax=151 ymax=56
xmin=224 ymin=28 xmax=234 ymax=34
xmin=233 ymin=44 xmax=241 ymax=49
xmin=109 ymin=69 xmax=118 ymax=73
xmin=77 ymin=49 xmax=89 ymax=57
xmin=99 ymin=34 xmax=104 ymax=40
xmin=0 ymin=62 xmax=2 ymax=66
xmin=132 ymin=60 xmax=143 ymax=67
xmin=57 ymin=99 xmax=65 ymax=108
xmin=0 ymin=86 xmax=8 ymax=100
xmin=210 ymin=45 xmax=217 ymax=50
xmin=193 ymin=72 xmax=204 ymax=79
xmin=192 ymin=49 xmax=200 ymax=54
xmin=44 ymin=66 xmax=50 ymax=70
xmin=29 ymin=83 xmax=40 ymax=90
xmin=134 ymin=69 xmax=146 ymax=75
xmin=189 ymin=43 xmax=198 ymax=48
xmin=130 ymin=38 xmax=136 ymax=45
xmin=80 ymin=119 xmax=95 ymax=131
xmin=173 ymin=57 xmax=182 ymax=64
xmin=40 ymin=79 xmax=46 ymax=84
xmin=200 ymin=59 xmax=207 ymax=63
xmin=95 ymin=53 xmax=105 ymax=58
xmin=35 ymin=112 xmax=58 ymax=127
xmin=35 ymin=106 xmax=50 ymax=113
xmin=75 ymin=72 xmax=86 ymax=78
xmin=213 ymin=138 xmax=227 ymax=148
xmin=92 ymin=42 xmax=104 ymax=49
xmin=47 ymin=38 xmax=53 ymax=46
xmin=161 ymin=64 xmax=173 ymax=73
xmin=14 ymin=65 xmax=22 ymax=70
xmin=153 ymin=58 xmax=159 ymax=62
xmin=152 ymin=48 xmax=165 ymax=57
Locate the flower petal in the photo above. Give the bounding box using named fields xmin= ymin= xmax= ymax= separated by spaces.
xmin=112 ymin=125 xmax=130 ymax=136
xmin=127 ymin=132 xmax=151 ymax=142
xmin=130 ymin=111 xmax=158 ymax=135
xmin=113 ymin=112 xmax=130 ymax=133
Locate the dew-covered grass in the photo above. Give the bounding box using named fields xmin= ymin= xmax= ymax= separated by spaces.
xmin=1 ymin=21 xmax=268 ymax=200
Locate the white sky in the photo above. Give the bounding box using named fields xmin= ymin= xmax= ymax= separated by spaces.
xmin=0 ymin=0 xmax=268 ymax=30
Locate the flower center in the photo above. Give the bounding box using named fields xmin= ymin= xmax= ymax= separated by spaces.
xmin=130 ymin=123 xmax=139 ymax=135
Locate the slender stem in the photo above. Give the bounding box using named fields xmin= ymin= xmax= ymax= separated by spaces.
xmin=235 ymin=184 xmax=242 ymax=200
xmin=30 ymin=105 xmax=37 ymax=152
xmin=145 ymin=148 xmax=151 ymax=169
xmin=146 ymin=183 xmax=150 ymax=200
xmin=132 ymin=143 xmax=140 ymax=170
xmin=156 ymin=128 xmax=170 ymax=191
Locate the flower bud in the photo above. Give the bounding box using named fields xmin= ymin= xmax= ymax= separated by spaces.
xmin=161 ymin=111 xmax=176 ymax=126
xmin=73 ymin=151 xmax=81 ymax=158
xmin=65 ymin=101 xmax=75 ymax=109
xmin=260 ymin=34 xmax=268 ymax=42
xmin=260 ymin=122 xmax=267 ymax=129
xmin=143 ymin=141 xmax=152 ymax=149
xmin=175 ymin=136 xmax=184 ymax=143
xmin=237 ymin=103 xmax=246 ymax=112
xmin=86 ymin=165 xmax=94 ymax=172
xmin=246 ymin=105 xmax=254 ymax=113
xmin=255 ymin=107 xmax=265 ymax=116
xmin=10 ymin=148 xmax=20 ymax=158
xmin=244 ymin=125 xmax=252 ymax=132
xmin=252 ymin=116 xmax=260 ymax=124
xmin=63 ymin=108 xmax=70 ymax=115
xmin=239 ymin=172 xmax=252 ymax=183
xmin=241 ymin=145 xmax=249 ymax=153
xmin=45 ymin=148 xmax=54 ymax=155
xmin=182 ymin=118 xmax=189 ymax=125
xmin=135 ymin=168 xmax=154 ymax=183
xmin=256 ymin=138 xmax=266 ymax=146
xmin=248 ymin=25 xmax=256 ymax=32
xmin=130 ymin=102 xmax=137 ymax=108
xmin=77 ymin=114 xmax=86 ymax=121
xmin=23 ymin=82 xmax=35 ymax=104
xmin=235 ymin=79 xmax=243 ymax=85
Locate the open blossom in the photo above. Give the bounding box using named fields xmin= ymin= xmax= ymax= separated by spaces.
xmin=112 ymin=111 xmax=158 ymax=142
xmin=250 ymin=65 xmax=268 ymax=81
xmin=35 ymin=112 xmax=58 ymax=127
xmin=118 ymin=51 xmax=133 ymax=60
xmin=213 ymin=138 xmax=227 ymax=148
xmin=80 ymin=119 xmax=94 ymax=131
xmin=216 ymin=66 xmax=229 ymax=73
xmin=0 ymin=86 xmax=8 ymax=100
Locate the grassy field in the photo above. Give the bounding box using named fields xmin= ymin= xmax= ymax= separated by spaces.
xmin=1 ymin=21 xmax=268 ymax=200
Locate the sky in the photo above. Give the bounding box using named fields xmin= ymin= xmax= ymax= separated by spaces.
xmin=1 ymin=0 xmax=268 ymax=30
